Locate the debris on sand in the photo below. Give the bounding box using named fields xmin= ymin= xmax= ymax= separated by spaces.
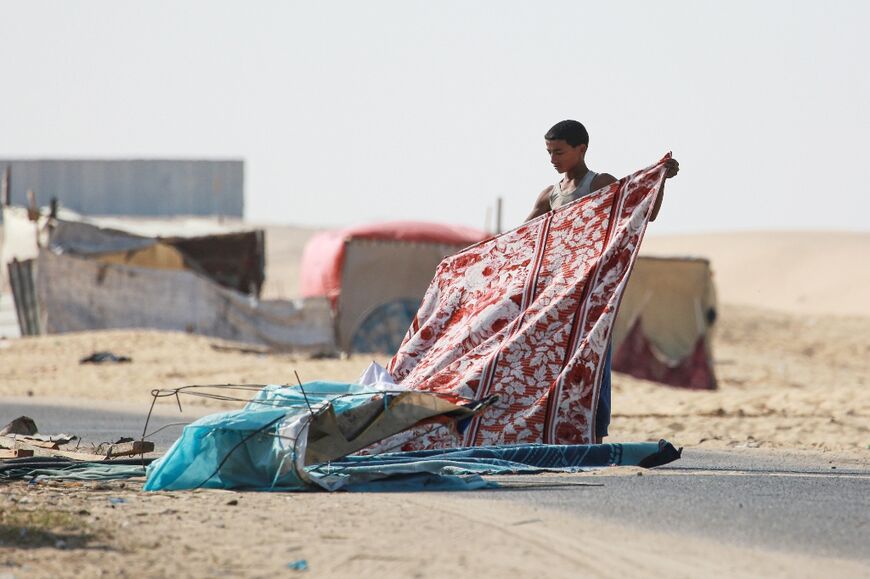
xmin=80 ymin=351 xmax=132 ymax=364
xmin=0 ymin=416 xmax=38 ymax=436
xmin=0 ymin=418 xmax=153 ymax=462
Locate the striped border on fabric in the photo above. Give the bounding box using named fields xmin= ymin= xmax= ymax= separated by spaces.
xmin=545 ymin=161 xmax=669 ymax=443
xmin=464 ymin=213 xmax=554 ymax=445
xmin=542 ymin=184 xmax=624 ymax=443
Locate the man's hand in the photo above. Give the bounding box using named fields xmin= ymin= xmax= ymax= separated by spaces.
xmin=665 ymin=158 xmax=680 ymax=178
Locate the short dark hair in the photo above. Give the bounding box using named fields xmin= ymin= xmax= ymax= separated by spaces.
xmin=545 ymin=120 xmax=589 ymax=147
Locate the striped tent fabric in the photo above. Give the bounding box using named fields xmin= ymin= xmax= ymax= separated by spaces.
xmin=384 ymin=155 xmax=671 ymax=448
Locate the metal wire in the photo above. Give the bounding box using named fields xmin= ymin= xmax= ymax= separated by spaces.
xmin=139 ymin=381 xmax=489 ymax=490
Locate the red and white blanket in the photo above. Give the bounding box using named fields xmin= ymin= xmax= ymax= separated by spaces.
xmin=387 ymin=155 xmax=671 ymax=448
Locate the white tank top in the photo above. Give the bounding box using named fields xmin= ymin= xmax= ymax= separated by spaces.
xmin=549 ymin=170 xmax=598 ymax=210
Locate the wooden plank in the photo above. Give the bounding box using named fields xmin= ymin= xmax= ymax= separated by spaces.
xmin=0 ymin=439 xmax=130 ymax=461
xmin=1 ymin=435 xmax=154 ymax=460
xmin=0 ymin=435 xmax=60 ymax=450
xmin=210 ymin=343 xmax=272 ymax=355
xmin=97 ymin=440 xmax=155 ymax=458
xmin=45 ymin=449 xmax=110 ymax=461
xmin=1 ymin=166 xmax=9 ymax=206
xmin=0 ymin=449 xmax=34 ymax=459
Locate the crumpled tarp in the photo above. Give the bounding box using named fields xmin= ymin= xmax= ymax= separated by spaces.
xmin=142 ymin=382 xmax=681 ymax=492
xmin=1 ymin=439 xmax=680 ymax=491
xmin=143 ymin=382 xmax=487 ymax=492
xmin=0 ymin=457 xmax=149 ymax=482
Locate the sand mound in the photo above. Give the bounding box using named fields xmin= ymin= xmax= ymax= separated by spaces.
xmin=641 ymin=231 xmax=870 ymax=317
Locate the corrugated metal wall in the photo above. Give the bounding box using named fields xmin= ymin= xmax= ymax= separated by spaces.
xmin=0 ymin=159 xmax=243 ymax=219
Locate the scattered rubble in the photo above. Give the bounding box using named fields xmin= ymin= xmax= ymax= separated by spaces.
xmin=0 ymin=417 xmax=153 ymax=462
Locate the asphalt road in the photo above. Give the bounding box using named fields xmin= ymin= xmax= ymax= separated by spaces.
xmin=483 ymin=450 xmax=870 ymax=562
xmin=3 ymin=398 xmax=869 ymax=563
xmin=1 ymin=396 xmax=210 ymax=450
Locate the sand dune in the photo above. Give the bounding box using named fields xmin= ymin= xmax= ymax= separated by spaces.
xmin=641 ymin=231 xmax=870 ymax=317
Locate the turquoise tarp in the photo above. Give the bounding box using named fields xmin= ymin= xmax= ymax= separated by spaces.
xmin=143 ymin=383 xmax=680 ymax=492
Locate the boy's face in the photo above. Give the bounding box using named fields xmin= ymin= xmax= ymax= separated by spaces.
xmin=546 ymin=139 xmax=586 ymax=174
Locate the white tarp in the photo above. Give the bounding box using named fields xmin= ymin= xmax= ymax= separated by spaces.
xmin=52 ymin=209 xmax=253 ymax=238
xmin=1 ymin=207 xmax=45 ymax=291
xmin=36 ymin=250 xmax=334 ymax=351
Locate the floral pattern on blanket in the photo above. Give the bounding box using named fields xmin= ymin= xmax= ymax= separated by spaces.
xmin=384 ymin=155 xmax=670 ymax=449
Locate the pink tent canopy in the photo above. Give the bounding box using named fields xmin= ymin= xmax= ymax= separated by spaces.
xmin=300 ymin=221 xmax=488 ymax=303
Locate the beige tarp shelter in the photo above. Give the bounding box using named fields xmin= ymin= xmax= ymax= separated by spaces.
xmin=34 ymin=250 xmax=333 ymax=350
xmin=300 ymin=222 xmax=488 ymax=353
xmin=612 ymin=256 xmax=717 ymax=390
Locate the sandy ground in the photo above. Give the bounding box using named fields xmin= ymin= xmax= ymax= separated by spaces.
xmin=0 ymin=303 xmax=867 ymax=454
xmin=3 ymin=475 xmax=868 ymax=579
xmin=1 ymin=227 xmax=869 ymax=577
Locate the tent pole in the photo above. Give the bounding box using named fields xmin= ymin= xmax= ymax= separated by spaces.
xmin=1 ymin=166 xmax=9 ymax=207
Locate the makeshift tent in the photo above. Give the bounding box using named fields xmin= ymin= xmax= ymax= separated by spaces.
xmin=44 ymin=210 xmax=265 ymax=295
xmin=30 ymin=250 xmax=333 ymax=349
xmin=2 ymin=206 xmax=333 ymax=350
xmin=300 ymin=221 xmax=487 ymax=352
xmin=2 ymin=206 xmax=265 ymax=295
xmin=612 ymin=256 xmax=717 ymax=390
xmin=144 ymin=381 xmax=490 ymax=491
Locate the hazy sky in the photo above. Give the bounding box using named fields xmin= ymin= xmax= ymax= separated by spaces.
xmin=1 ymin=1 xmax=867 ymax=233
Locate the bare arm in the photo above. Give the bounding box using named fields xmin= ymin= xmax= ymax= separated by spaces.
xmin=650 ymin=158 xmax=680 ymax=221
xmin=525 ymin=186 xmax=554 ymax=222
xmin=650 ymin=183 xmax=666 ymax=221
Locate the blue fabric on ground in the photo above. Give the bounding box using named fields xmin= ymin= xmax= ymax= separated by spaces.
xmin=143 ymin=406 xmax=303 ymax=491
xmin=143 ymin=383 xmax=678 ymax=492
xmin=309 ymin=441 xmax=660 ymax=479
xmin=306 ymin=442 xmax=671 ymax=490
xmin=245 ymin=381 xmax=387 ymax=412
xmin=10 ymin=464 xmax=146 ymax=482
xmin=144 ymin=382 xmax=384 ymax=492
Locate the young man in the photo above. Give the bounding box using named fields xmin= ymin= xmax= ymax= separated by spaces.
xmin=526 ymin=120 xmax=679 ymax=222
xmin=526 ymin=120 xmax=679 ymax=443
